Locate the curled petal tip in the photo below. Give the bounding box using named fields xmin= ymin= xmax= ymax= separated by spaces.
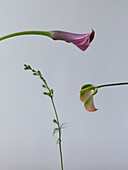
xmin=90 ymin=29 xmax=95 ymax=43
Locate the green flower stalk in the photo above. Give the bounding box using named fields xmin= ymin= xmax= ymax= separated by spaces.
xmin=0 ymin=31 xmax=52 ymax=41
xmin=80 ymin=82 xmax=128 ymax=112
xmin=24 ymin=64 xmax=64 ymax=170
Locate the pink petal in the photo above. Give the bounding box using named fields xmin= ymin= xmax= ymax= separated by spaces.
xmin=51 ymin=29 xmax=95 ymax=51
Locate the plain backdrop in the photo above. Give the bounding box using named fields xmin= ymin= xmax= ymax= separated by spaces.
xmin=0 ymin=0 xmax=128 ymax=170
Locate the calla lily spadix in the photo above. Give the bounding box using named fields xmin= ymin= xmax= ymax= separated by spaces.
xmin=0 ymin=29 xmax=95 ymax=51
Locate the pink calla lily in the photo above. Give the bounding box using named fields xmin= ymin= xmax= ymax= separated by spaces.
xmin=51 ymin=29 xmax=95 ymax=51
xmin=0 ymin=29 xmax=95 ymax=51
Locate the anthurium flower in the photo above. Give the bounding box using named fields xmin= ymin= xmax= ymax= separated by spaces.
xmin=80 ymin=84 xmax=98 ymax=112
xmin=51 ymin=29 xmax=95 ymax=51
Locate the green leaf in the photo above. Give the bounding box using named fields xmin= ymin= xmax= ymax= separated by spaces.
xmin=43 ymin=92 xmax=51 ymax=97
xmin=52 ymin=127 xmax=59 ymax=136
xmin=24 ymin=64 xmax=32 ymax=70
xmin=61 ymin=123 xmax=67 ymax=129
xmin=33 ymin=73 xmax=38 ymax=76
xmin=32 ymin=69 xmax=36 ymax=72
xmin=80 ymin=84 xmax=98 ymax=112
xmin=42 ymin=84 xmax=46 ymax=88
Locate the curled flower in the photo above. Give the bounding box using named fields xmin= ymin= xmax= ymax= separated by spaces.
xmin=80 ymin=84 xmax=98 ymax=112
xmin=51 ymin=29 xmax=95 ymax=51
xmin=0 ymin=29 xmax=95 ymax=51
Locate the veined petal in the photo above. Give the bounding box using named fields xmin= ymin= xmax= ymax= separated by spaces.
xmin=51 ymin=29 xmax=95 ymax=51
xmin=72 ymin=37 xmax=90 ymax=51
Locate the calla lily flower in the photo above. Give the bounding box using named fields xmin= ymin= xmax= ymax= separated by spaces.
xmin=80 ymin=82 xmax=128 ymax=112
xmin=80 ymin=84 xmax=98 ymax=112
xmin=0 ymin=29 xmax=95 ymax=51
xmin=51 ymin=29 xmax=95 ymax=51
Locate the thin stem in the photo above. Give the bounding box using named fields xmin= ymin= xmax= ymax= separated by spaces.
xmin=97 ymin=82 xmax=128 ymax=89
xmin=51 ymin=96 xmax=64 ymax=170
xmin=0 ymin=31 xmax=52 ymax=41
xmin=38 ymin=72 xmax=64 ymax=170
xmin=58 ymin=128 xmax=63 ymax=170
xmin=51 ymin=97 xmax=59 ymax=124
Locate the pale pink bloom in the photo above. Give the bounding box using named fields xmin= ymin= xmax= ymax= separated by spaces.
xmin=51 ymin=29 xmax=95 ymax=51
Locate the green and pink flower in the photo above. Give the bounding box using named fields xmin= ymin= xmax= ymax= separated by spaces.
xmin=80 ymin=84 xmax=98 ymax=112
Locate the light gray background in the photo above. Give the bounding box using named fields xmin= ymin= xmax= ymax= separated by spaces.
xmin=0 ymin=0 xmax=128 ymax=170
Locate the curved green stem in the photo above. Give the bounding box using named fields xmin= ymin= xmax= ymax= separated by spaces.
xmin=97 ymin=82 xmax=128 ymax=89
xmin=80 ymin=82 xmax=128 ymax=93
xmin=0 ymin=31 xmax=52 ymax=41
